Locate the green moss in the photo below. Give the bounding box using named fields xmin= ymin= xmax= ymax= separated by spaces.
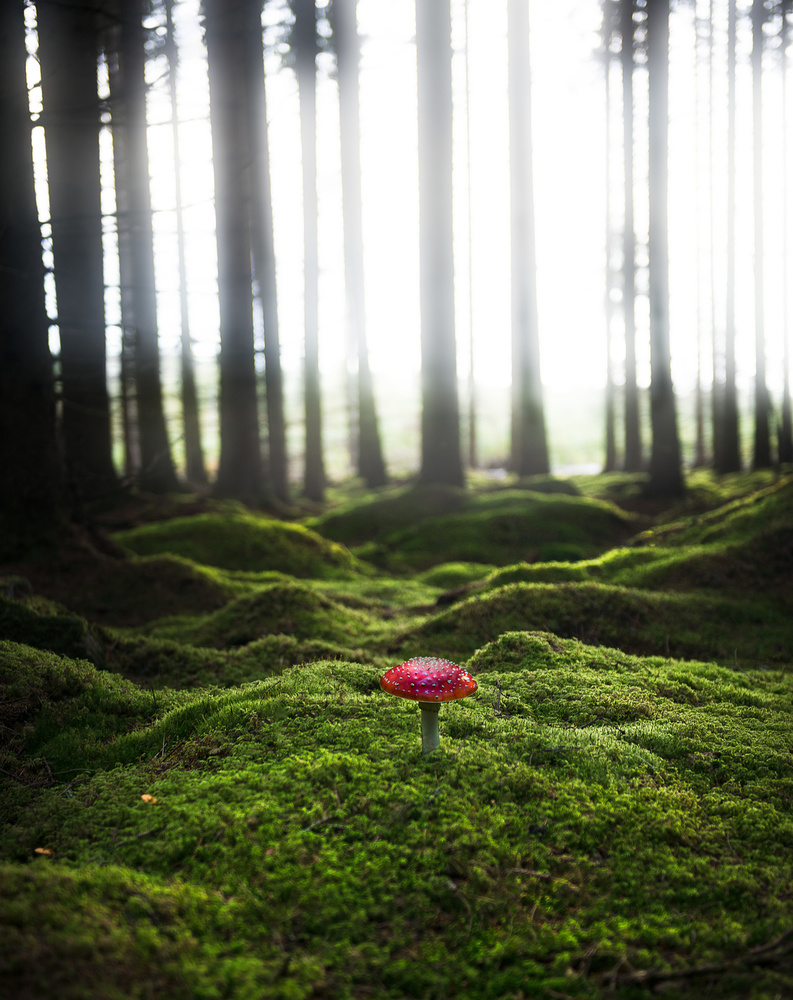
xmin=2 ymin=651 xmax=791 ymax=999
xmin=416 ymin=561 xmax=496 ymax=589
xmin=0 ymin=595 xmax=104 ymax=665
xmin=114 ymin=512 xmax=357 ymax=578
xmin=399 ymin=580 xmax=790 ymax=667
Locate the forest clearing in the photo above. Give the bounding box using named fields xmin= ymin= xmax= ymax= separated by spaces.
xmin=1 ymin=469 xmax=792 ymax=999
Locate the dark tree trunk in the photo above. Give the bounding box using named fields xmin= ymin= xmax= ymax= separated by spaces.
xmin=751 ymin=0 xmax=772 ymax=469
xmin=646 ymin=0 xmax=684 ymax=497
xmin=717 ymin=0 xmax=742 ymax=472
xmin=621 ymin=0 xmax=642 ymax=472
xmin=416 ymin=0 xmax=464 ymax=487
xmin=205 ymin=0 xmax=266 ymax=502
xmin=780 ymin=1 xmax=793 ymax=464
xmin=0 ymin=0 xmax=65 ymax=555
xmin=111 ymin=0 xmax=180 ymax=494
xmin=331 ymin=0 xmax=388 ymax=488
xmin=508 ymin=0 xmax=549 ymax=477
xmin=293 ymin=0 xmax=325 ymax=501
xmin=242 ymin=0 xmax=289 ymax=503
xmin=165 ymin=0 xmax=208 ymax=487
xmin=36 ymin=0 xmax=118 ymax=504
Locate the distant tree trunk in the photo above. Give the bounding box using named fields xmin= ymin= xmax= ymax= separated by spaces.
xmin=708 ymin=0 xmax=724 ymax=470
xmin=717 ymin=0 xmax=742 ymax=472
xmin=508 ymin=0 xmax=549 ymax=477
xmin=751 ymin=0 xmax=772 ymax=469
xmin=0 ymin=0 xmax=65 ymax=554
xmin=693 ymin=4 xmax=706 ymax=468
xmin=111 ymin=0 xmax=180 ymax=494
xmin=293 ymin=0 xmax=325 ymax=501
xmin=780 ymin=0 xmax=793 ymax=464
xmin=242 ymin=0 xmax=289 ymax=503
xmin=646 ymin=0 xmax=684 ymax=497
xmin=621 ymin=0 xmax=642 ymax=472
xmin=36 ymin=0 xmax=118 ymax=504
xmin=416 ymin=0 xmax=464 ymax=487
xmin=205 ymin=0 xmax=266 ymax=502
xmin=330 ymin=0 xmax=388 ymax=488
xmin=463 ymin=0 xmax=478 ymax=470
xmin=165 ymin=0 xmax=208 ymax=487
xmin=603 ymin=0 xmax=617 ymax=473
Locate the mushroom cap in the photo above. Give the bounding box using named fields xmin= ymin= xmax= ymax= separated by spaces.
xmin=380 ymin=656 xmax=477 ymax=702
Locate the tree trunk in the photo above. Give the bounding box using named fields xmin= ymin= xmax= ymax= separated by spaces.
xmin=693 ymin=4 xmax=706 ymax=468
xmin=294 ymin=0 xmax=326 ymax=501
xmin=111 ymin=0 xmax=180 ymax=494
xmin=416 ymin=0 xmax=464 ymax=487
xmin=205 ymin=0 xmax=266 ymax=502
xmin=331 ymin=0 xmax=388 ymax=489
xmin=603 ymin=1 xmax=617 ymax=473
xmin=165 ymin=0 xmax=208 ymax=487
xmin=508 ymin=0 xmax=549 ymax=477
xmin=646 ymin=0 xmax=684 ymax=497
xmin=717 ymin=0 xmax=742 ymax=472
xmin=0 ymin=0 xmax=65 ymax=556
xmin=751 ymin=0 xmax=772 ymax=469
xmin=36 ymin=0 xmax=118 ymax=504
xmin=463 ymin=0 xmax=478 ymax=470
xmin=780 ymin=0 xmax=793 ymax=464
xmin=621 ymin=0 xmax=642 ymax=471
xmin=243 ymin=0 xmax=289 ymax=503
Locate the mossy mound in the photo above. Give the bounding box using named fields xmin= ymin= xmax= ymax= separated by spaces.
xmin=0 ymin=594 xmax=104 ymax=665
xmin=416 ymin=561 xmax=496 ymax=589
xmin=137 ymin=580 xmax=381 ymax=650
xmin=106 ymin=631 xmax=385 ymax=689
xmin=399 ymin=580 xmax=789 ymax=667
xmin=313 ymin=487 xmax=636 ymax=572
xmin=2 ymin=648 xmax=792 ymax=999
xmin=114 ymin=512 xmax=356 ymax=578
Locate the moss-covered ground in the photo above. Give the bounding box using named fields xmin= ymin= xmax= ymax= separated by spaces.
xmin=1 ymin=470 xmax=792 ymax=999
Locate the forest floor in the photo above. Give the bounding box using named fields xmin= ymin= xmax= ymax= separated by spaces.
xmin=1 ymin=468 xmax=792 ymax=1000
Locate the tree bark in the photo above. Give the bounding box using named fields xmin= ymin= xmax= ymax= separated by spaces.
xmin=416 ymin=0 xmax=464 ymax=487
xmin=0 ymin=0 xmax=65 ymax=555
xmin=294 ymin=0 xmax=326 ymax=501
xmin=717 ymin=0 xmax=742 ymax=472
xmin=37 ymin=0 xmax=118 ymax=504
xmin=165 ymin=0 xmax=208 ymax=487
xmin=646 ymin=0 xmax=684 ymax=497
xmin=331 ymin=0 xmax=388 ymax=488
xmin=621 ymin=0 xmax=642 ymax=472
xmin=780 ymin=0 xmax=793 ymax=464
xmin=110 ymin=0 xmax=180 ymax=494
xmin=751 ymin=0 xmax=772 ymax=469
xmin=508 ymin=0 xmax=549 ymax=477
xmin=205 ymin=0 xmax=266 ymax=502
xmin=243 ymin=0 xmax=289 ymax=502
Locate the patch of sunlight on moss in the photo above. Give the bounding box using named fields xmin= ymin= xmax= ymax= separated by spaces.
xmin=114 ymin=511 xmax=358 ymax=578
xmin=416 ymin=561 xmax=496 ymax=589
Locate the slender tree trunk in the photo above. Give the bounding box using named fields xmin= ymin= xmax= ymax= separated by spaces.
xmin=781 ymin=1 xmax=793 ymax=464
xmin=111 ymin=0 xmax=180 ymax=494
xmin=693 ymin=3 xmax=706 ymax=467
xmin=708 ymin=0 xmax=725 ymax=470
xmin=242 ymin=0 xmax=289 ymax=502
xmin=622 ymin=0 xmax=642 ymax=471
xmin=331 ymin=0 xmax=387 ymax=488
xmin=205 ymin=0 xmax=266 ymax=502
xmin=646 ymin=0 xmax=684 ymax=497
xmin=463 ymin=0 xmax=478 ymax=470
xmin=752 ymin=0 xmax=772 ymax=469
xmin=604 ymin=2 xmax=617 ymax=473
xmin=37 ymin=0 xmax=117 ymax=504
xmin=416 ymin=0 xmax=464 ymax=487
xmin=165 ymin=0 xmax=208 ymax=487
xmin=508 ymin=0 xmax=549 ymax=477
xmin=718 ymin=0 xmax=742 ymax=472
xmin=294 ymin=0 xmax=325 ymax=501
xmin=0 ymin=0 xmax=65 ymax=555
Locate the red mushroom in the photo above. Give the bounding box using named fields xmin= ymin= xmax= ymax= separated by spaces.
xmin=380 ymin=656 xmax=477 ymax=754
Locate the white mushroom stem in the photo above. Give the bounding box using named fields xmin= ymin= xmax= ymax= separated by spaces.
xmin=419 ymin=702 xmax=441 ymax=754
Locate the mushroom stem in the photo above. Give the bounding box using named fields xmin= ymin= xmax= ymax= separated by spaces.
xmin=419 ymin=702 xmax=441 ymax=754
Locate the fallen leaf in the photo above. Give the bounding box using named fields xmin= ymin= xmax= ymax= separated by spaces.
xmin=141 ymin=794 xmax=158 ymax=804
xmin=34 ymin=847 xmax=52 ymax=855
